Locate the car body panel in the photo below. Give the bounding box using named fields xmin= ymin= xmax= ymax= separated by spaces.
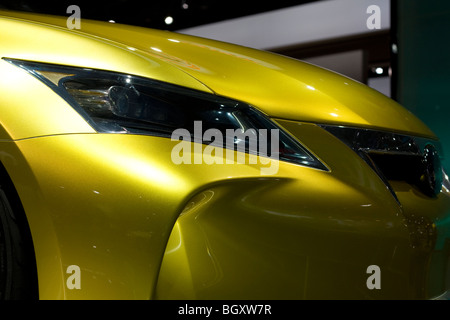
xmin=0 ymin=128 xmax=417 ymax=299
xmin=0 ymin=129 xmax=399 ymax=299
xmin=156 ymin=122 xmax=450 ymax=299
xmin=0 ymin=60 xmax=95 ymax=140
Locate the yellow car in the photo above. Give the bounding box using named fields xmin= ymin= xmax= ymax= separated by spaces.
xmin=0 ymin=9 xmax=449 ymax=300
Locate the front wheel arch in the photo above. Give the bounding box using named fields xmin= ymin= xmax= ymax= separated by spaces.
xmin=0 ymin=162 xmax=38 ymax=299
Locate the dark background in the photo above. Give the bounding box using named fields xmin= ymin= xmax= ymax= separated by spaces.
xmin=0 ymin=0 xmax=319 ymax=30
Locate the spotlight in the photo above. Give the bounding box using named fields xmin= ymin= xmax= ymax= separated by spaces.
xmin=165 ymin=16 xmax=174 ymax=25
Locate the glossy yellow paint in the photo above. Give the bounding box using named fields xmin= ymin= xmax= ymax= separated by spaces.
xmin=156 ymin=122 xmax=448 ymax=299
xmin=0 ymin=133 xmax=275 ymax=299
xmin=0 ymin=9 xmax=448 ymax=300
xmin=2 ymin=131 xmax=385 ymax=299
xmin=0 ymin=59 xmax=95 ymax=140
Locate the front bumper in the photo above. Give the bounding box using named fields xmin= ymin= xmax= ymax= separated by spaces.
xmin=156 ymin=122 xmax=450 ymax=299
xmin=1 ymin=122 xmax=449 ymax=299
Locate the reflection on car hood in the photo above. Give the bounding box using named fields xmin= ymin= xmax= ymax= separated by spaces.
xmin=0 ymin=10 xmax=435 ymax=138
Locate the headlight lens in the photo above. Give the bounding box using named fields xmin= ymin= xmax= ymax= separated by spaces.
xmin=322 ymin=125 xmax=444 ymax=198
xmin=6 ymin=58 xmax=327 ymax=171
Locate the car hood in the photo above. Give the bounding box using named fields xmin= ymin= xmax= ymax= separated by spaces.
xmin=0 ymin=10 xmax=435 ymax=138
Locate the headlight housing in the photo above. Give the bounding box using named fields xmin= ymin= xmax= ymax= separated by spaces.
xmin=322 ymin=125 xmax=445 ymax=199
xmin=6 ymin=58 xmax=327 ymax=171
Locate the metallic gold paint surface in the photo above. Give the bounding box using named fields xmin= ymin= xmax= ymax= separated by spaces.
xmin=156 ymin=123 xmax=450 ymax=299
xmin=4 ymin=133 xmax=316 ymax=299
xmin=0 ymin=60 xmax=95 ymax=140
xmin=155 ymin=123 xmax=433 ymax=299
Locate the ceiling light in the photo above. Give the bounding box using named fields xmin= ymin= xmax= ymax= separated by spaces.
xmin=165 ymin=16 xmax=174 ymax=25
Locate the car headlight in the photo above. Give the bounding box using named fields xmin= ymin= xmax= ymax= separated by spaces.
xmin=322 ymin=125 xmax=445 ymax=198
xmin=5 ymin=58 xmax=327 ymax=171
